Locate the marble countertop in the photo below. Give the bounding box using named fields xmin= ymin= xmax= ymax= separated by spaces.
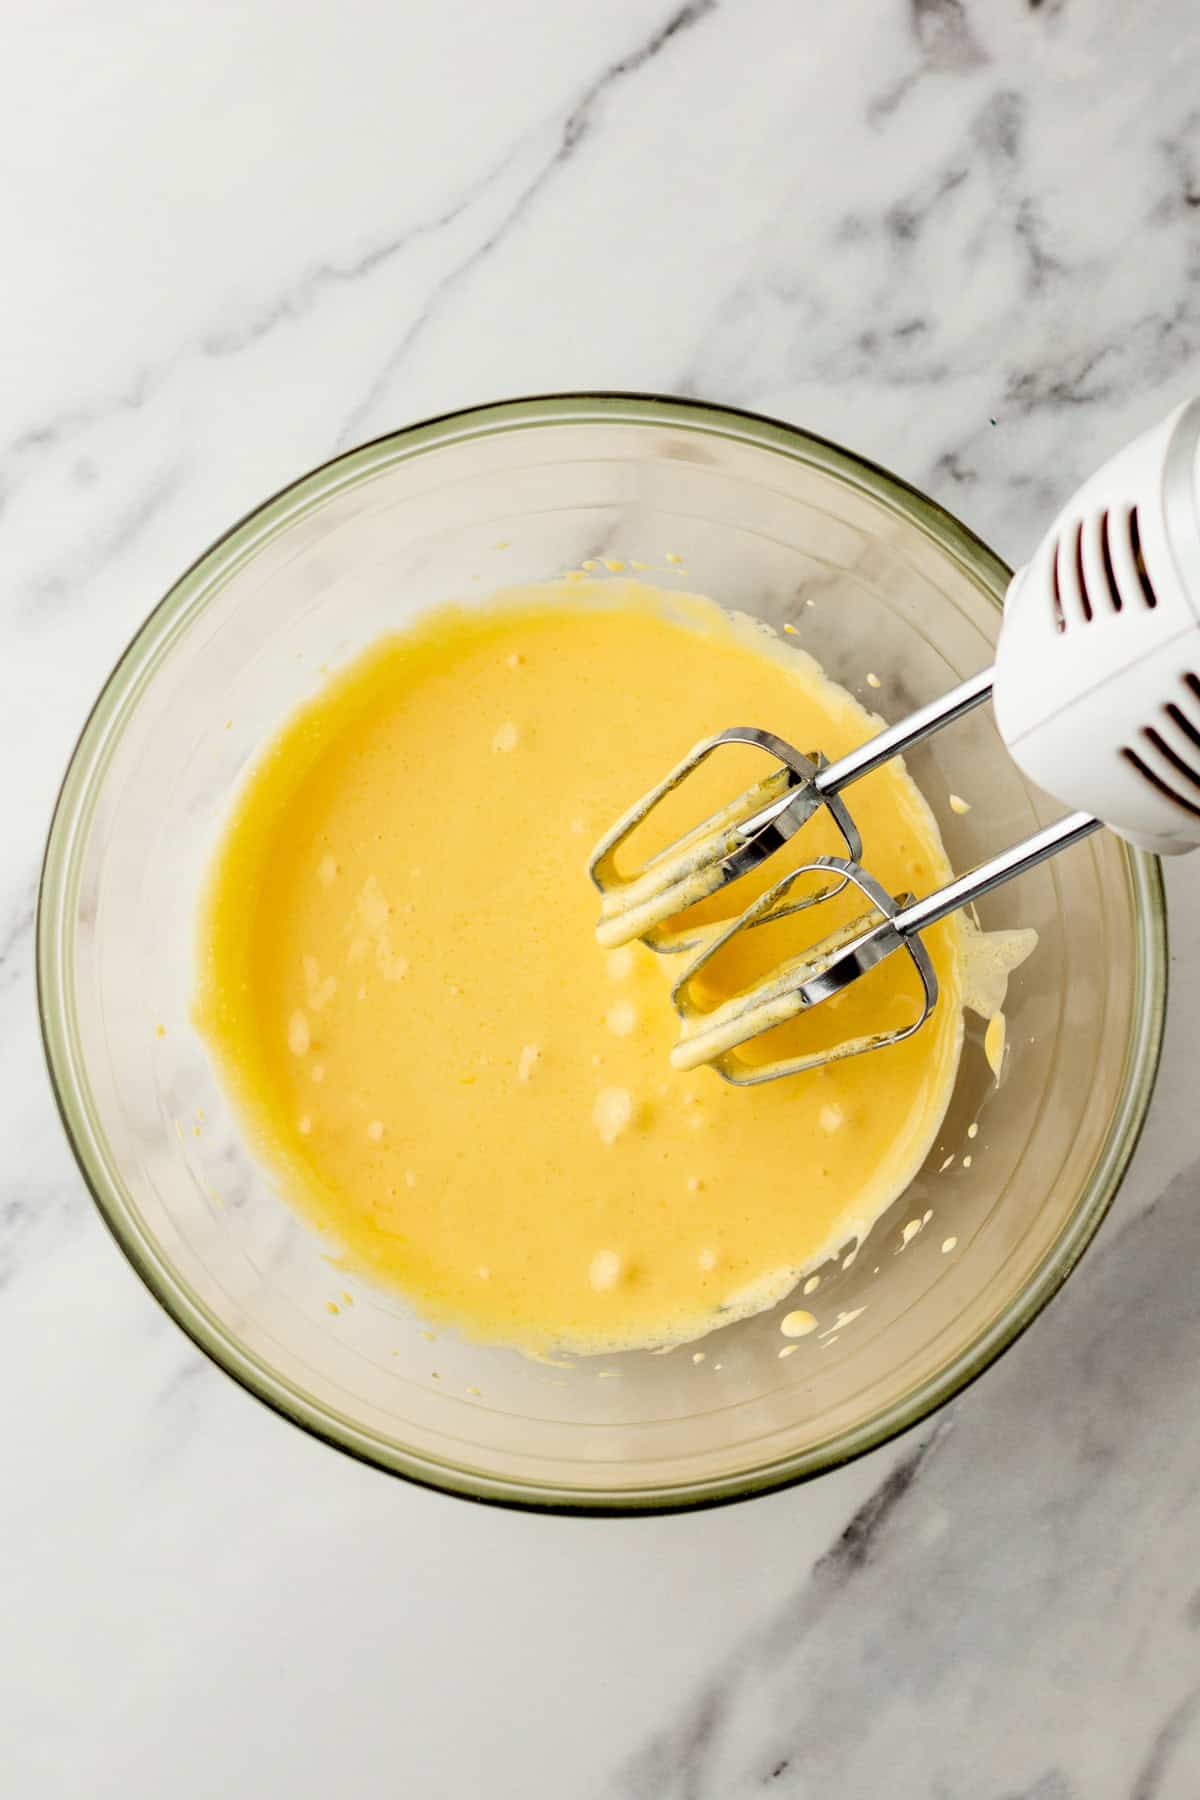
xmin=5 ymin=1 xmax=1200 ymax=1793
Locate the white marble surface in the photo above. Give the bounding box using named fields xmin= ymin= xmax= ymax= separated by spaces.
xmin=4 ymin=1 xmax=1200 ymax=1793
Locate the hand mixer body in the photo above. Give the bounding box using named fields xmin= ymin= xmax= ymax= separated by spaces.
xmin=995 ymin=398 xmax=1200 ymax=856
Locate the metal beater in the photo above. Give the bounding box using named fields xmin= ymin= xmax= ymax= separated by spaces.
xmin=591 ymin=399 xmax=1200 ymax=1083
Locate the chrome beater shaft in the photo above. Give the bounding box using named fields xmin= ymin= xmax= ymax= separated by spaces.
xmin=591 ymin=663 xmax=1104 ymax=1083
xmin=668 ymin=812 xmax=1100 ymax=1084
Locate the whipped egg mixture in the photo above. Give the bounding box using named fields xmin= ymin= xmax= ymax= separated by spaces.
xmin=195 ymin=581 xmax=970 ymax=1354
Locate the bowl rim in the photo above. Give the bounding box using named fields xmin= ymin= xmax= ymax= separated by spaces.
xmin=37 ymin=390 xmax=1169 ymax=1514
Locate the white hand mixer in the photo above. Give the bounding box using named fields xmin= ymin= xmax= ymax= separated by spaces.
xmin=591 ymin=399 xmax=1200 ymax=1083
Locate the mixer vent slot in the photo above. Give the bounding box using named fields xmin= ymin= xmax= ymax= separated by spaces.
xmin=1049 ymin=525 xmax=1087 ymax=629
xmin=1122 ymin=674 xmax=1200 ymax=819
xmin=1051 ymin=536 xmax=1065 ymax=632
xmin=1165 ymin=703 xmax=1200 ymax=754
xmin=1056 ymin=507 xmax=1160 ymax=630
xmin=1073 ymin=521 xmax=1091 ymax=622
xmin=1143 ymin=725 xmax=1200 ymax=791
xmin=1098 ymin=510 xmax=1123 ymax=612
xmin=1121 ymin=749 xmax=1200 ymax=819
xmin=1051 ymin=518 xmax=1094 ymax=628
xmin=1129 ymin=507 xmax=1158 ymax=609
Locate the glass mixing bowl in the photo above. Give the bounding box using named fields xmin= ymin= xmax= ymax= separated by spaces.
xmin=38 ymin=395 xmax=1166 ymax=1512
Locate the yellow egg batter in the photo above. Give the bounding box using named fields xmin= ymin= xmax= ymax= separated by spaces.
xmin=195 ymin=581 xmax=964 ymax=1354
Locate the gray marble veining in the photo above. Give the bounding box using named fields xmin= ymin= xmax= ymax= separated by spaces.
xmin=615 ymin=1146 xmax=1200 ymax=1798
xmin=3 ymin=1 xmax=1200 ymax=1794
